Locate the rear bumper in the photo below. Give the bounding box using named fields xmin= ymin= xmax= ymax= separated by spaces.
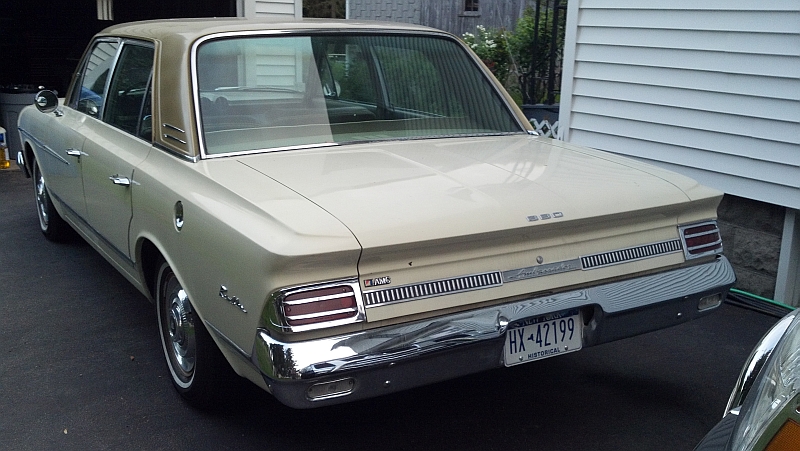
xmin=253 ymin=256 xmax=735 ymax=409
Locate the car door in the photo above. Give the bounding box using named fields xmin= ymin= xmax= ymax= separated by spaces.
xmin=26 ymin=37 xmax=123 ymax=221
xmin=79 ymin=40 xmax=154 ymax=259
xmin=28 ymin=105 xmax=88 ymax=219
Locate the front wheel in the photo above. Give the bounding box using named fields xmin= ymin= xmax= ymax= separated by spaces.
xmin=156 ymin=262 xmax=229 ymax=408
xmin=32 ymin=158 xmax=70 ymax=241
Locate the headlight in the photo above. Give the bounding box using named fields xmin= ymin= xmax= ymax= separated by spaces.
xmin=731 ymin=311 xmax=800 ymax=451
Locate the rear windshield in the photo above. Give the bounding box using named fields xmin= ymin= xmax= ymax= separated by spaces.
xmin=195 ymin=33 xmax=523 ymax=156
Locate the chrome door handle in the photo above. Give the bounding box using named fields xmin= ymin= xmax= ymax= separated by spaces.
xmin=66 ymin=149 xmax=82 ymax=157
xmin=109 ymin=175 xmax=131 ymax=186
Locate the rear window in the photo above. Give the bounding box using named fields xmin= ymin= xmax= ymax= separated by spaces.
xmin=194 ymin=33 xmax=522 ymax=156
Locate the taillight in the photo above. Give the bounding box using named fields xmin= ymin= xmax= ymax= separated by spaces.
xmin=278 ymin=280 xmax=364 ymax=331
xmin=680 ymin=221 xmax=723 ymax=259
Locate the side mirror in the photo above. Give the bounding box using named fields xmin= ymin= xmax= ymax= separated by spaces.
xmin=34 ymin=90 xmax=59 ymax=114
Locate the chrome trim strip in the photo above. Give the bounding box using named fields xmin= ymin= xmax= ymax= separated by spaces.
xmin=163 ymin=134 xmax=187 ymax=145
xmin=162 ymin=123 xmax=185 ymax=134
xmin=363 ymin=271 xmax=503 ymax=307
xmin=284 ymin=291 xmax=354 ymax=306
xmin=287 ymin=308 xmax=359 ymax=322
xmin=253 ymin=256 xmax=735 ymax=407
xmin=204 ymin=142 xmax=339 ymax=160
xmin=581 ymin=239 xmax=682 ymax=270
xmin=189 ymin=29 xmax=528 ymax=160
xmin=206 ymin=320 xmax=252 ymax=360
xmin=364 ymin=237 xmax=688 ymax=307
xmin=49 ymin=190 xmax=135 ymax=269
xmin=18 ymin=128 xmax=70 ymax=165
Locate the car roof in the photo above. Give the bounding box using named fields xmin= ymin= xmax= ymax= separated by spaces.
xmin=98 ymin=17 xmax=447 ymax=42
xmin=93 ymin=18 xmax=461 ymax=160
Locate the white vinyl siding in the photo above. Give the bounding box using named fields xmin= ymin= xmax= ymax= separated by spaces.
xmin=559 ymin=0 xmax=800 ymax=210
xmin=239 ymin=0 xmax=301 ymax=18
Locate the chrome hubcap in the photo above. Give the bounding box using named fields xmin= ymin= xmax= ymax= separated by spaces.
xmin=167 ymin=288 xmax=196 ymax=378
xmin=35 ymin=168 xmax=49 ymax=229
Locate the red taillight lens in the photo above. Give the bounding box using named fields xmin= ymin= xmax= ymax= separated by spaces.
xmin=681 ymin=221 xmax=722 ymax=258
xmin=282 ymin=285 xmax=359 ymax=327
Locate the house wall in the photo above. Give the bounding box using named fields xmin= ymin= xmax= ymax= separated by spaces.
xmin=718 ymin=195 xmax=785 ymax=299
xmin=239 ymin=0 xmax=302 ymax=18
xmin=347 ymin=0 xmax=529 ymax=36
xmin=558 ymin=0 xmax=800 ymax=305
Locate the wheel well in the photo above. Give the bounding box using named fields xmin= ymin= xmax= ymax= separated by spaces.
xmin=139 ymin=239 xmax=164 ymax=301
xmin=22 ymin=142 xmax=34 ymax=177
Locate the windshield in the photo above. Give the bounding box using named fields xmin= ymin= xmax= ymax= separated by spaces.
xmin=195 ymin=33 xmax=523 ymax=156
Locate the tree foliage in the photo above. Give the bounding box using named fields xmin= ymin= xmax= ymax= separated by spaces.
xmin=461 ymin=25 xmax=511 ymax=86
xmin=461 ymin=4 xmax=566 ymax=105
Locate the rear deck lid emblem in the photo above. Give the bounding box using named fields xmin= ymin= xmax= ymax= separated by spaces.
xmin=364 ymin=276 xmax=391 ymax=288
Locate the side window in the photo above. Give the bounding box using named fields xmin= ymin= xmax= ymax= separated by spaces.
xmin=73 ymin=41 xmax=120 ymax=118
xmin=104 ymin=44 xmax=154 ymax=137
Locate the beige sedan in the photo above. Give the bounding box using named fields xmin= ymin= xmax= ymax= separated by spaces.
xmin=17 ymin=18 xmax=734 ymax=409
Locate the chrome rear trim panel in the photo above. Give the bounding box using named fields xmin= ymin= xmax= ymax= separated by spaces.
xmin=253 ymin=256 xmax=735 ymax=408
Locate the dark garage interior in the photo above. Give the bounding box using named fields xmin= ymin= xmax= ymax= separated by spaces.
xmin=1 ymin=0 xmax=236 ymax=95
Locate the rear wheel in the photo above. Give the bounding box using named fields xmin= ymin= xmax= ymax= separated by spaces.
xmin=155 ymin=262 xmax=229 ymax=408
xmin=32 ymin=158 xmax=70 ymax=241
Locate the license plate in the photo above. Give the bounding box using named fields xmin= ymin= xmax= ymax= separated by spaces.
xmin=504 ymin=309 xmax=582 ymax=366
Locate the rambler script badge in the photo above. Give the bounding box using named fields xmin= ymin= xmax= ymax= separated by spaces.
xmin=502 ymin=259 xmax=581 ymax=283
xmin=364 ymin=276 xmax=391 ymax=288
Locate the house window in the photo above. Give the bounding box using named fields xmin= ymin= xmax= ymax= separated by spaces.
xmin=97 ymin=0 xmax=114 ymax=21
xmin=464 ymin=0 xmax=479 ymax=12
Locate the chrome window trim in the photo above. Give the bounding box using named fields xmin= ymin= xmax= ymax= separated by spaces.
xmin=102 ymin=39 xmax=156 ymax=138
xmin=201 ymin=142 xmax=339 ymax=160
xmin=153 ymin=143 xmax=200 ymax=163
xmin=67 ymin=37 xmax=122 ymax=110
xmin=189 ymin=29 xmax=528 ymax=160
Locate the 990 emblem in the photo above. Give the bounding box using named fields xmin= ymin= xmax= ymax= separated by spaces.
xmin=527 ymin=212 xmax=564 ymax=222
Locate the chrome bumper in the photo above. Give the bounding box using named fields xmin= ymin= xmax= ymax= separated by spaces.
xmin=252 ymin=256 xmax=735 ymax=409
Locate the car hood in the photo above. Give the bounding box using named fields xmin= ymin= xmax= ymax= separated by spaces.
xmin=236 ymin=135 xmax=706 ymax=248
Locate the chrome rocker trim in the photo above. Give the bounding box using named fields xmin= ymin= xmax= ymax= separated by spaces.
xmin=252 ymin=256 xmax=735 ymax=409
